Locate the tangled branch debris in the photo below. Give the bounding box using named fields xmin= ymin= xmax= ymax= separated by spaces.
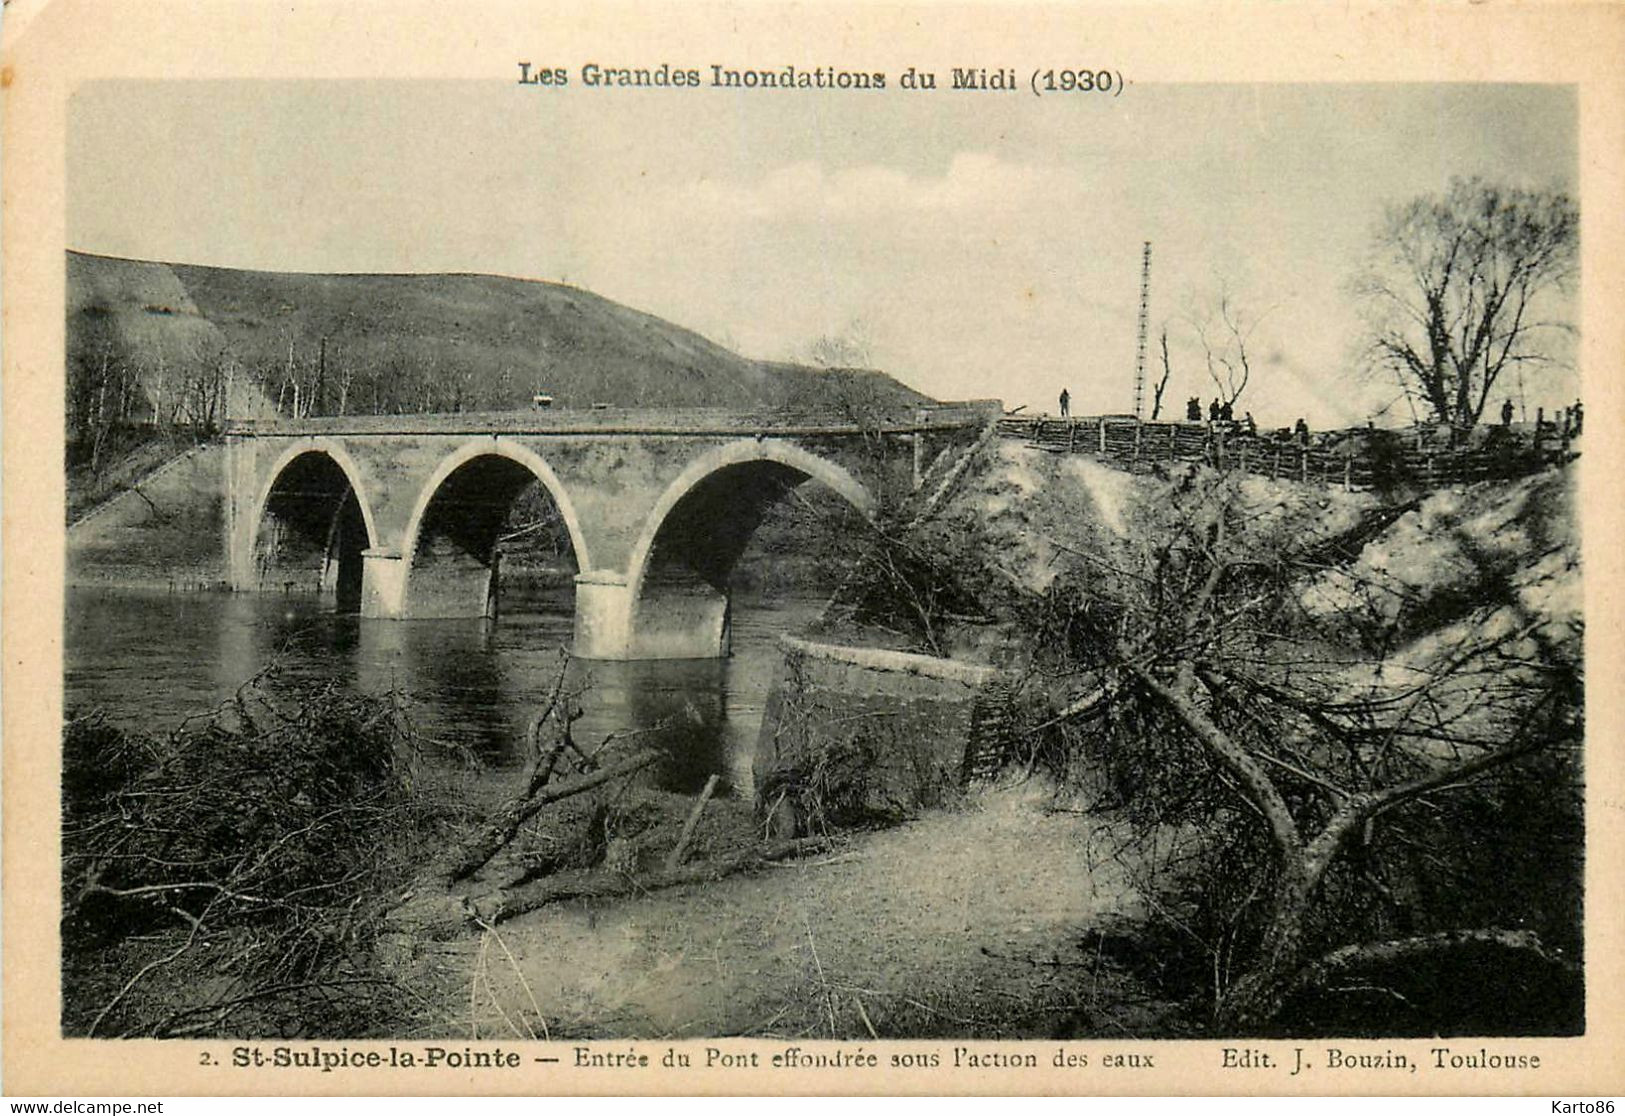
xmin=62 ymin=680 xmax=436 ymax=1036
xmin=64 ymin=654 xmax=839 ymax=1036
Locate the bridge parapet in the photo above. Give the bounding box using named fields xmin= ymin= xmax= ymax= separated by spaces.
xmin=223 ymin=400 xmax=1001 ymax=439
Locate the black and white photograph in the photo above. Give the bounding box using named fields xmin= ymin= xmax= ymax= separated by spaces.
xmin=7 ymin=0 xmax=1624 ymax=1098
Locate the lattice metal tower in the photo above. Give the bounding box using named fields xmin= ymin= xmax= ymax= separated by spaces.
xmin=1132 ymin=241 xmax=1152 ymax=418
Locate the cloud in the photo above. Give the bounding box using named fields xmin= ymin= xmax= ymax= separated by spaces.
xmin=679 ymin=151 xmax=1060 ymax=222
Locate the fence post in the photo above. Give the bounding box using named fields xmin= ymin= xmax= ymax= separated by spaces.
xmin=1170 ymin=424 xmax=1178 ymax=461
xmin=913 ymin=409 xmax=926 ymax=490
xmin=1299 ymin=447 xmax=1308 ymax=483
xmin=1343 ymin=456 xmax=1352 ymax=492
xmin=1097 ymin=417 xmax=1106 ymax=454
xmin=1132 ymin=419 xmax=1143 ymax=468
xmin=1273 ymin=444 xmax=1282 ymax=480
xmin=1067 ymin=419 xmax=1076 ymax=454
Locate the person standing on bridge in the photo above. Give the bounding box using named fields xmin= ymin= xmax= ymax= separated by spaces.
xmin=1059 ymin=388 xmax=1071 ymax=418
xmin=1502 ymin=398 xmax=1515 ymax=426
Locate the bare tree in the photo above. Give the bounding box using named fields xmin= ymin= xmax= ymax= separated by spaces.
xmin=275 ymin=335 xmax=302 ymax=417
xmin=1045 ymin=473 xmax=1582 ymax=1028
xmin=175 ymin=334 xmax=234 ymax=433
xmin=805 ymin=317 xmax=874 ymax=371
xmin=68 ymin=344 xmax=143 ymax=475
xmin=1353 ymin=177 xmax=1577 ymax=429
xmin=332 ymin=344 xmax=355 ymax=416
xmin=1158 ymin=281 xmax=1269 ymax=415
xmin=848 ymin=451 xmax=1582 ymax=1030
xmin=1150 ymin=328 xmax=1173 ymax=419
xmin=1196 ymin=287 xmax=1259 ymax=409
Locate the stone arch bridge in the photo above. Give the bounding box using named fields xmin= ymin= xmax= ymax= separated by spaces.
xmin=223 ymin=405 xmax=995 ymax=660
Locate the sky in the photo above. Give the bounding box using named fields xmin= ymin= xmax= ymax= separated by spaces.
xmin=68 ymin=81 xmax=1576 ymax=427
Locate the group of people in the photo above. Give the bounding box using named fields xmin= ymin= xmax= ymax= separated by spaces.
xmin=1055 ymin=388 xmax=1311 ymax=444
xmin=1187 ymin=396 xmax=1278 ymax=438
xmin=1051 ymin=386 xmax=1585 ymax=449
xmin=1499 ymin=397 xmax=1584 ymax=436
xmin=1186 ymin=396 xmax=1239 ymax=423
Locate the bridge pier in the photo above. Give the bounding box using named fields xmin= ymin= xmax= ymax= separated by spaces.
xmin=359 ymin=549 xmax=408 ymax=619
xmin=571 ymin=572 xmax=633 ymax=658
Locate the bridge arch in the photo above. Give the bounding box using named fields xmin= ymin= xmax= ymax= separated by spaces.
xmin=621 ymin=439 xmax=875 ymax=657
xmin=398 ymin=439 xmax=592 ymax=618
xmin=248 ymin=440 xmax=380 ymax=611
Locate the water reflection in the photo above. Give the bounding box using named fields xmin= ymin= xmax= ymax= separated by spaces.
xmin=65 ymin=587 xmax=816 ymax=799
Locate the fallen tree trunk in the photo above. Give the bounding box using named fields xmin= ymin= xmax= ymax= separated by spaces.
xmin=468 ymin=836 xmax=833 ymax=925
xmin=1284 ymin=928 xmax=1577 ymax=999
xmin=666 ymin=773 xmax=721 ymax=871
xmin=420 ymin=748 xmax=664 ymax=890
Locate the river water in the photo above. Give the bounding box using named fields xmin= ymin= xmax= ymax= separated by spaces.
xmin=64 ymin=586 xmax=825 ymax=799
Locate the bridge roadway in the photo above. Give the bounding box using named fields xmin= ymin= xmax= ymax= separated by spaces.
xmin=223 ymin=403 xmax=996 ymax=660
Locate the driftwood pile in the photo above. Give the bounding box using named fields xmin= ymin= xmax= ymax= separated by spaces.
xmin=383 ymin=655 xmax=830 ymax=943
xmin=62 ymin=661 xmax=832 ymax=1034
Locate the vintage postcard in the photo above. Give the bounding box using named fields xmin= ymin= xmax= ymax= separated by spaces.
xmin=4 ymin=0 xmax=1624 ymax=1098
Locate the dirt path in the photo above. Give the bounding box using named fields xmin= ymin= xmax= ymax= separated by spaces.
xmin=438 ymin=783 xmax=1154 ymax=1040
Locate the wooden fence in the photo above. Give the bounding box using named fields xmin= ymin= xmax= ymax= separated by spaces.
xmin=997 ymin=415 xmax=1577 ymax=492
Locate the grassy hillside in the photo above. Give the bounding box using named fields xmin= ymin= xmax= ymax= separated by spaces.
xmin=67 ymin=251 xmax=930 ymax=421
xmin=66 ymin=254 xmax=280 ymax=429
